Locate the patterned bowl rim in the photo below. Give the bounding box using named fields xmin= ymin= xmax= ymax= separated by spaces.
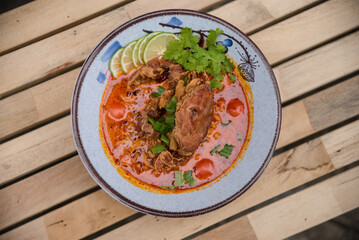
xmin=71 ymin=9 xmax=282 ymax=217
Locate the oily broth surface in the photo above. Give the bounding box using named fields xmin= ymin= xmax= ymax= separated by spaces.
xmin=100 ymin=67 xmax=251 ymax=192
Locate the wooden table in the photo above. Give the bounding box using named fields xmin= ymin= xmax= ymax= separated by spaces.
xmin=1 ymin=0 xmax=358 ymax=239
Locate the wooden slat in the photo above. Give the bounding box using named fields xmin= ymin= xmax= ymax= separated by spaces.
xmin=276 ymin=31 xmax=359 ymax=102
xmin=0 ymin=156 xmax=96 ymax=230
xmin=2 ymin=115 xmax=358 ymax=239
xmin=94 ymin=123 xmax=359 ymax=240
xmin=0 ymin=116 xmax=75 ymax=186
xmin=0 ymin=8 xmax=130 ymax=99
xmin=0 ymin=70 xmax=78 ymax=141
xmin=1 ymin=0 xmax=357 ymax=99
xmin=211 ymin=0 xmax=321 ymax=34
xmin=0 ymin=0 xmax=129 ymax=54
xmin=124 ymin=0 xmax=221 ymax=18
xmin=250 ymin=0 xmax=359 ymax=65
xmin=193 ymin=166 xmax=359 ymax=240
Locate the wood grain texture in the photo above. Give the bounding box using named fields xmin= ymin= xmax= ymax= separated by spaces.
xmin=0 ymin=218 xmax=48 ymax=240
xmin=250 ymin=0 xmax=359 ymax=65
xmin=321 ymin=121 xmax=359 ymax=168
xmin=44 ymin=190 xmax=136 ymax=240
xmin=0 ymin=0 xmax=129 ymax=54
xmin=0 ymin=8 xmax=130 ymax=98
xmin=210 ymin=0 xmax=320 ymax=34
xmin=248 ymin=166 xmax=359 ymax=240
xmin=305 ymin=76 xmax=359 ymax=131
xmin=276 ymin=100 xmax=314 ymax=148
xmin=195 ymin=165 xmax=359 ymax=240
xmin=193 ymin=216 xmax=257 ymax=240
xmin=124 ymin=0 xmax=221 ymax=18
xmin=0 ymin=156 xmax=96 ymax=230
xmin=0 ymin=116 xmax=75 ymax=186
xmin=0 ymin=70 xmax=78 ymax=140
xmin=276 ymin=31 xmax=359 ymax=102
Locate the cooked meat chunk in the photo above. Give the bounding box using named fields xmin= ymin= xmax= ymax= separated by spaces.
xmin=169 ymin=65 xmax=184 ymax=82
xmin=145 ymin=103 xmax=162 ymax=119
xmin=173 ymin=84 xmax=214 ymax=156
xmin=175 ymin=80 xmax=186 ymax=100
xmin=158 ymin=91 xmax=173 ymax=109
xmin=185 ymin=78 xmax=202 ymax=93
xmin=168 ymin=132 xmax=178 ymax=151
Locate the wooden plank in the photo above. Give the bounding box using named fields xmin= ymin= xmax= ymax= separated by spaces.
xmin=193 ymin=216 xmax=257 ymax=240
xmin=194 ymin=166 xmax=359 ymax=240
xmin=250 ymin=0 xmax=359 ymax=65
xmin=0 ymin=156 xmax=96 ymax=230
xmin=0 ymin=218 xmax=48 ymax=240
xmin=0 ymin=70 xmax=78 ymax=141
xmin=124 ymin=0 xmax=221 ymax=19
xmin=1 ymin=0 xmax=356 ymax=98
xmin=304 ymin=76 xmax=359 ymax=131
xmin=6 ymin=119 xmax=357 ymax=240
xmin=210 ymin=0 xmax=321 ymax=34
xmin=321 ymin=121 xmax=359 ymax=168
xmin=0 ymin=8 xmax=130 ymax=98
xmin=95 ymin=124 xmax=359 ymax=240
xmin=247 ymin=166 xmax=359 ymax=240
xmin=276 ymin=31 xmax=359 ymax=102
xmin=0 ymin=116 xmax=75 ymax=186
xmin=0 ymin=0 xmax=129 ymax=54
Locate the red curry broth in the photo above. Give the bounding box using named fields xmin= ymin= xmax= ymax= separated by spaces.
xmin=100 ymin=68 xmax=250 ymax=190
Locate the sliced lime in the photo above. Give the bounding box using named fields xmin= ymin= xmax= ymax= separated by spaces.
xmin=120 ymin=40 xmax=137 ymax=73
xmin=109 ymin=48 xmax=123 ymax=78
xmin=143 ymin=32 xmax=179 ymax=63
xmin=137 ymin=31 xmax=162 ymax=64
xmin=132 ymin=36 xmax=145 ymax=67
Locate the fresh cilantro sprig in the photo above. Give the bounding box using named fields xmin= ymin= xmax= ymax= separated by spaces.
xmin=163 ymin=27 xmax=234 ymax=89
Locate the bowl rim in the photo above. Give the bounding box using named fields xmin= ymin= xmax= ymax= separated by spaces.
xmin=71 ymin=9 xmax=282 ymax=217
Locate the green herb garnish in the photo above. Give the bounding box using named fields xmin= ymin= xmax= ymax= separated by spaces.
xmin=150 ymin=144 xmax=167 ymax=154
xmin=151 ymin=86 xmax=165 ymax=98
xmin=209 ymin=79 xmax=223 ymax=90
xmin=229 ymin=74 xmax=236 ymax=82
xmin=161 ymin=134 xmax=170 ymax=145
xmin=184 ymin=171 xmax=195 ymax=187
xmin=165 ymin=114 xmax=175 ymax=128
xmin=163 ymin=27 xmax=234 ymax=84
xmin=219 ymin=144 xmax=234 ymax=159
xmin=148 ymin=118 xmax=156 ymax=125
xmin=165 ymin=96 xmax=178 ymax=113
xmin=183 ymin=75 xmax=188 ymax=85
xmin=174 ymin=170 xmax=185 ymax=187
xmin=221 ymin=120 xmax=232 ymax=127
xmin=161 ymin=186 xmax=175 ymax=190
xmin=210 ymin=145 xmax=221 ymax=155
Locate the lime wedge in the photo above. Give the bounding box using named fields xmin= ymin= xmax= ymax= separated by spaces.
xmin=109 ymin=48 xmax=123 ymax=78
xmin=143 ymin=32 xmax=179 ymax=63
xmin=137 ymin=31 xmax=162 ymax=64
xmin=132 ymin=36 xmax=145 ymax=67
xmin=121 ymin=40 xmax=137 ymax=73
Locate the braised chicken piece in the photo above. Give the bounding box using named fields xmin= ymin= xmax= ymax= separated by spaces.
xmin=173 ymin=84 xmax=214 ymax=156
